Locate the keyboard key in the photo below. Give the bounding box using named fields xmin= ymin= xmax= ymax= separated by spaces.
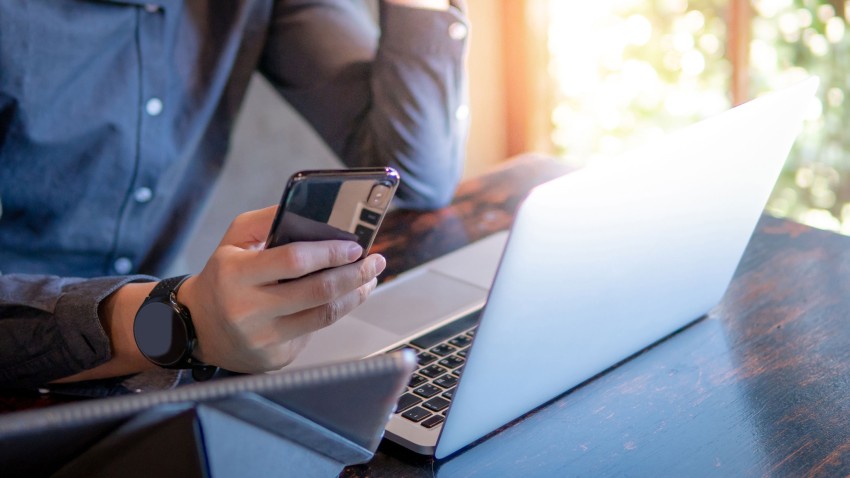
xmin=421 ymin=415 xmax=445 ymax=429
xmin=448 ymin=335 xmax=472 ymax=348
xmin=452 ymin=366 xmax=464 ymax=377
xmin=408 ymin=374 xmax=428 ymax=388
xmin=430 ymin=344 xmax=457 ymax=356
xmin=417 ymin=352 xmax=438 ymax=366
xmin=396 ymin=393 xmax=422 ymax=413
xmin=413 ymin=384 xmax=442 ymax=398
xmin=457 ymin=348 xmax=469 ymax=358
xmin=423 ymin=396 xmax=451 ymax=412
xmin=466 ymin=329 xmax=476 ymax=337
xmin=434 ymin=375 xmax=458 ymax=389
xmin=402 ymin=406 xmax=432 ymax=423
xmin=420 ymin=364 xmax=447 ymax=378
xmin=438 ymin=356 xmax=465 ymax=369
xmin=442 ymin=388 xmax=455 ymax=400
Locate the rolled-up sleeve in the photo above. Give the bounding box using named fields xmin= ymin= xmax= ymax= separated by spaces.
xmin=0 ymin=274 xmax=155 ymax=388
xmin=259 ymin=0 xmax=469 ymax=209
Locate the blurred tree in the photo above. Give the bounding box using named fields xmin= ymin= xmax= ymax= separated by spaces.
xmin=753 ymin=0 xmax=850 ymax=234
xmin=548 ymin=0 xmax=731 ymax=166
xmin=547 ymin=0 xmax=850 ymax=234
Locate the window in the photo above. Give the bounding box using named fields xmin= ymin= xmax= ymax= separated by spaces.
xmin=537 ymin=0 xmax=849 ymax=233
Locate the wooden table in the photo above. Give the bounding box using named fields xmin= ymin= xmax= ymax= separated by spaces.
xmin=343 ymin=154 xmax=850 ymax=477
xmin=3 ymin=155 xmax=849 ymax=476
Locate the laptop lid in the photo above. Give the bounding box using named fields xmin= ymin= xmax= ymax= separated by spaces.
xmin=435 ymin=78 xmax=819 ymax=458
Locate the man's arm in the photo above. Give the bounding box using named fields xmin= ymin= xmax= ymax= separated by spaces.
xmin=259 ymin=0 xmax=469 ymax=209
xmin=0 ymin=207 xmax=385 ymax=387
xmin=0 ymin=274 xmax=156 ymax=387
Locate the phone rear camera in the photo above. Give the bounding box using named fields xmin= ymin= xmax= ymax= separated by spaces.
xmin=368 ymin=184 xmax=391 ymax=208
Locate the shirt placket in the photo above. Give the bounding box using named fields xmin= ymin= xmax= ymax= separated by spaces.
xmin=110 ymin=3 xmax=167 ymax=275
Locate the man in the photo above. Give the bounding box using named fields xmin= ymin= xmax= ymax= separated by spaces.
xmin=0 ymin=0 xmax=468 ymax=388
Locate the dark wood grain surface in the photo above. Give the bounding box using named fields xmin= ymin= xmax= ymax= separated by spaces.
xmin=371 ymin=153 xmax=571 ymax=283
xmin=342 ymin=155 xmax=850 ymax=476
xmin=4 ymin=155 xmax=849 ymax=476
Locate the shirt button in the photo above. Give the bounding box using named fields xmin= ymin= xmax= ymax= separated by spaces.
xmin=144 ymin=4 xmax=161 ymax=13
xmin=114 ymin=257 xmax=133 ymax=275
xmin=455 ymin=104 xmax=470 ymax=121
xmin=145 ymin=97 xmax=163 ymax=116
xmin=133 ymin=187 xmax=153 ymax=203
xmin=449 ymin=22 xmax=468 ymax=41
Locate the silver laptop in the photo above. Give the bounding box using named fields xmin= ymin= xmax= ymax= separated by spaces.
xmin=286 ymin=78 xmax=819 ymax=458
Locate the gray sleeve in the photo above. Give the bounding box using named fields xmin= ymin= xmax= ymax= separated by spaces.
xmin=259 ymin=0 xmax=469 ymax=209
xmin=0 ymin=274 xmax=156 ymax=388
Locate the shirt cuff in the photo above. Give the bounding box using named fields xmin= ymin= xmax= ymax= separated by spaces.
xmin=53 ymin=275 xmax=157 ymax=375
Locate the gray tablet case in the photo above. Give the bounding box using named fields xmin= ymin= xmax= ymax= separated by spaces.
xmin=0 ymin=350 xmax=415 ymax=477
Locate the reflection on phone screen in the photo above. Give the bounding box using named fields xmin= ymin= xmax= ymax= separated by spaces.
xmin=269 ymin=177 xmax=394 ymax=251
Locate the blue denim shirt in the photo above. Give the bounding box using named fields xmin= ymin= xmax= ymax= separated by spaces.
xmin=0 ymin=0 xmax=468 ymax=387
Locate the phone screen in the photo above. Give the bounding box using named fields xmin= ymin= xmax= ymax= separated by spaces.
xmin=265 ymin=168 xmax=399 ymax=256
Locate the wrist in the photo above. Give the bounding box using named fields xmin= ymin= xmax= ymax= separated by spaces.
xmin=133 ymin=275 xmax=215 ymax=377
xmin=58 ymin=282 xmax=159 ymax=382
xmin=102 ymin=282 xmax=158 ymax=371
xmin=171 ymin=275 xmax=219 ymax=381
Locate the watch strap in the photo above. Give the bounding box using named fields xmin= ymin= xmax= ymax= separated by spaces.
xmin=149 ymin=274 xmax=191 ymax=300
xmin=143 ymin=274 xmax=219 ymax=380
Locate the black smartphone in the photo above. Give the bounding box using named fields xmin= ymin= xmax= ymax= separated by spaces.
xmin=265 ymin=168 xmax=400 ymax=258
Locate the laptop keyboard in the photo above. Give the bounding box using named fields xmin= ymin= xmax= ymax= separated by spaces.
xmin=391 ymin=310 xmax=481 ymax=430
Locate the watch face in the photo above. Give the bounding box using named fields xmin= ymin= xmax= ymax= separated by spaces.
xmin=134 ymin=301 xmax=190 ymax=367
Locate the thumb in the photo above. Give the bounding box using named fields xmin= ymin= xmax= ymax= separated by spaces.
xmin=220 ymin=205 xmax=279 ymax=247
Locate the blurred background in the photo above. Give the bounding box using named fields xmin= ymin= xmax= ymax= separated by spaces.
xmin=482 ymin=0 xmax=849 ymax=236
xmin=172 ymin=0 xmax=850 ymax=273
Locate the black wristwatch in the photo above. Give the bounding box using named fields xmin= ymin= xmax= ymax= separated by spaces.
xmin=133 ymin=275 xmax=218 ymax=381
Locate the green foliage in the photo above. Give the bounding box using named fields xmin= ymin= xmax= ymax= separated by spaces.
xmin=548 ymin=0 xmax=850 ymax=233
xmin=753 ymin=0 xmax=850 ymax=232
xmin=548 ymin=0 xmax=731 ymax=165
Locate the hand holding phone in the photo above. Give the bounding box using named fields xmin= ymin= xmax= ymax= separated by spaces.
xmin=265 ymin=168 xmax=400 ymax=257
xmin=174 ymin=168 xmax=398 ymax=373
xmin=178 ymin=206 xmax=387 ymax=373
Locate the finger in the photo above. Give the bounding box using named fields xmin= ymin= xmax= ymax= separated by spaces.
xmin=256 ymin=254 xmax=385 ymax=316
xmin=220 ymin=205 xmax=279 ymax=247
xmin=240 ymin=240 xmax=367 ymax=285
xmin=276 ymin=277 xmax=379 ymax=339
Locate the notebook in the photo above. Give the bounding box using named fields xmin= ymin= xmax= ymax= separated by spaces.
xmin=287 ymin=78 xmax=819 ymax=458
